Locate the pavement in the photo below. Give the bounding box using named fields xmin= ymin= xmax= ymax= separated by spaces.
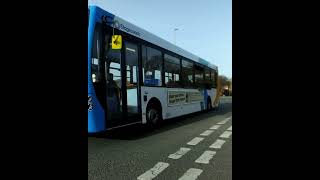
xmin=88 ymin=96 xmax=232 ymax=180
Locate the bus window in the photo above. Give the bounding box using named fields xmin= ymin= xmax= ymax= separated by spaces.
xmin=182 ymin=60 xmax=194 ymax=88
xmin=204 ymin=68 xmax=212 ymax=89
xmin=91 ymin=24 xmax=102 ymax=83
xmin=211 ymin=69 xmax=217 ymax=88
xmin=109 ymin=62 xmax=121 ymax=86
xmin=90 ymin=23 xmax=110 ymax=109
xmin=105 ymin=33 xmax=122 ymax=113
xmin=195 ymin=64 xmax=204 ymax=88
xmin=164 ymin=54 xmax=181 ymax=88
xmin=142 ymin=46 xmax=162 ymax=86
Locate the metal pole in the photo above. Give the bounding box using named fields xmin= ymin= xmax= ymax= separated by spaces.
xmin=174 ymin=28 xmax=178 ymax=45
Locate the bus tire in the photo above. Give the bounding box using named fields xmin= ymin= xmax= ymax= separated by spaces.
xmin=146 ymin=100 xmax=162 ymax=128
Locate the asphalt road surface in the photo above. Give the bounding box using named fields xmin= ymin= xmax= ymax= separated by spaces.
xmin=88 ymin=97 xmax=232 ymax=180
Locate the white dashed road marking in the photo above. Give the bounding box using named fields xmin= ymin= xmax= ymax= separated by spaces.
xmin=195 ymin=150 xmax=216 ymax=164
xmin=168 ymin=147 xmax=191 ymax=160
xmin=209 ymin=139 xmax=226 ymax=149
xmin=200 ymin=130 xmax=214 ymax=136
xmin=137 ymin=162 xmax=169 ymax=180
xmin=220 ymin=130 xmax=232 ymax=138
xmin=138 ymin=116 xmax=232 ymax=179
xmin=187 ymin=137 xmax=204 ymax=146
xmin=209 ymin=125 xmax=221 ymax=130
xmin=217 ymin=117 xmax=231 ymax=124
xmin=178 ymin=168 xmax=203 ymax=180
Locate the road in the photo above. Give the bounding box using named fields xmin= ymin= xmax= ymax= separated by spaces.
xmin=88 ymin=96 xmax=232 ymax=180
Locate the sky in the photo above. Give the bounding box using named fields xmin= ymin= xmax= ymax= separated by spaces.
xmin=89 ymin=0 xmax=232 ymax=78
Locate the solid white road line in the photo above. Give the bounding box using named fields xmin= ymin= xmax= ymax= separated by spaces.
xmin=209 ymin=125 xmax=221 ymax=130
xmin=137 ymin=162 xmax=169 ymax=180
xmin=195 ymin=150 xmax=216 ymax=164
xmin=168 ymin=147 xmax=191 ymax=160
xmin=187 ymin=137 xmax=204 ymax=146
xmin=220 ymin=130 xmax=232 ymax=138
xmin=209 ymin=139 xmax=226 ymax=149
xmin=227 ymin=126 xmax=232 ymax=131
xmin=200 ymin=130 xmax=214 ymax=136
xmin=178 ymin=168 xmax=203 ymax=180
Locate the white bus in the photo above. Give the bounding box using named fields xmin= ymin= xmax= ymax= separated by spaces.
xmin=88 ymin=6 xmax=220 ymax=133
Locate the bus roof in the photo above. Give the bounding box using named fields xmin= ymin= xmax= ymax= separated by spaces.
xmin=89 ymin=6 xmax=218 ymax=70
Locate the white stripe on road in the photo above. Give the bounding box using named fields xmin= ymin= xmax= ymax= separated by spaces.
xmin=220 ymin=130 xmax=232 ymax=138
xmin=209 ymin=125 xmax=221 ymax=130
xmin=200 ymin=130 xmax=214 ymax=136
xmin=227 ymin=126 xmax=232 ymax=131
xmin=209 ymin=139 xmax=226 ymax=149
xmin=217 ymin=117 xmax=231 ymax=124
xmin=217 ymin=120 xmax=228 ymax=124
xmin=195 ymin=150 xmax=216 ymax=164
xmin=178 ymin=168 xmax=203 ymax=180
xmin=137 ymin=162 xmax=169 ymax=180
xmin=168 ymin=147 xmax=191 ymax=160
xmin=187 ymin=137 xmax=204 ymax=146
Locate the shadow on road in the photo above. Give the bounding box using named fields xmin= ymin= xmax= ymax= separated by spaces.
xmin=90 ymin=102 xmax=232 ymax=140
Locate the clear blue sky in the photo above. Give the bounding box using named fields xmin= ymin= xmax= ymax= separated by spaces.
xmin=89 ymin=0 xmax=232 ymax=78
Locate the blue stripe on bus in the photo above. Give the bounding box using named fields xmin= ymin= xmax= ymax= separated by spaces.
xmin=93 ymin=6 xmax=115 ymax=24
xmin=88 ymin=92 xmax=106 ymax=133
xmin=88 ymin=6 xmax=115 ymax=133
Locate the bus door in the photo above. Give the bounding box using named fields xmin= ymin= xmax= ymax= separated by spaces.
xmin=123 ymin=41 xmax=141 ymax=121
xmin=104 ymin=34 xmax=141 ymax=128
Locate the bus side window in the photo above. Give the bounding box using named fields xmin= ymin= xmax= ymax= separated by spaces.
xmin=142 ymin=46 xmax=162 ymax=86
xmin=182 ymin=59 xmax=194 ymax=88
xmin=204 ymin=68 xmax=211 ymax=89
xmin=195 ymin=64 xmax=204 ymax=88
xmin=164 ymin=54 xmax=181 ymax=88
xmin=211 ymin=69 xmax=217 ymax=88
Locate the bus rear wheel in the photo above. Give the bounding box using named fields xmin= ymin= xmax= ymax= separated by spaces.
xmin=146 ymin=105 xmax=162 ymax=128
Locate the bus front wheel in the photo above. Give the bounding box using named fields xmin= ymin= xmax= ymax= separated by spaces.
xmin=146 ymin=104 xmax=162 ymax=128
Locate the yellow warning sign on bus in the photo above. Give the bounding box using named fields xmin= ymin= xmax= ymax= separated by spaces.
xmin=112 ymin=35 xmax=122 ymax=49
